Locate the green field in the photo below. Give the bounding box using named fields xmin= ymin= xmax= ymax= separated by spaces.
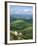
xmin=10 ymin=19 xmax=33 ymax=40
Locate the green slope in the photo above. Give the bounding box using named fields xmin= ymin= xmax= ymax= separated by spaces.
xmin=10 ymin=20 xmax=32 ymax=40
xmin=10 ymin=20 xmax=32 ymax=31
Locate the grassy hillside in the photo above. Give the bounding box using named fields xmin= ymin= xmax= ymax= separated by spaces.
xmin=10 ymin=19 xmax=32 ymax=40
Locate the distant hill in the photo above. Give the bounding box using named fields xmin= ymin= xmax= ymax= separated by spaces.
xmin=10 ymin=14 xmax=32 ymax=19
xmin=10 ymin=14 xmax=32 ymax=23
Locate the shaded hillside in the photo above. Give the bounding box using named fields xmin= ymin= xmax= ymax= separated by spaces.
xmin=10 ymin=20 xmax=32 ymax=30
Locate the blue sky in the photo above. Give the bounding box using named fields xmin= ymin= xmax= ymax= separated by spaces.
xmin=10 ymin=5 xmax=32 ymax=15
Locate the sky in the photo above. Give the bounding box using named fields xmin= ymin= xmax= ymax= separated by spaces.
xmin=10 ymin=5 xmax=33 ymax=15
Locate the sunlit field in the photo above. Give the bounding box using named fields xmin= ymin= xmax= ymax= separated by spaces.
xmin=10 ymin=5 xmax=33 ymax=40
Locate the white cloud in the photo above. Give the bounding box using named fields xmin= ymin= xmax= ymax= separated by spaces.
xmin=24 ymin=9 xmax=29 ymax=12
xmin=14 ymin=9 xmax=32 ymax=14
